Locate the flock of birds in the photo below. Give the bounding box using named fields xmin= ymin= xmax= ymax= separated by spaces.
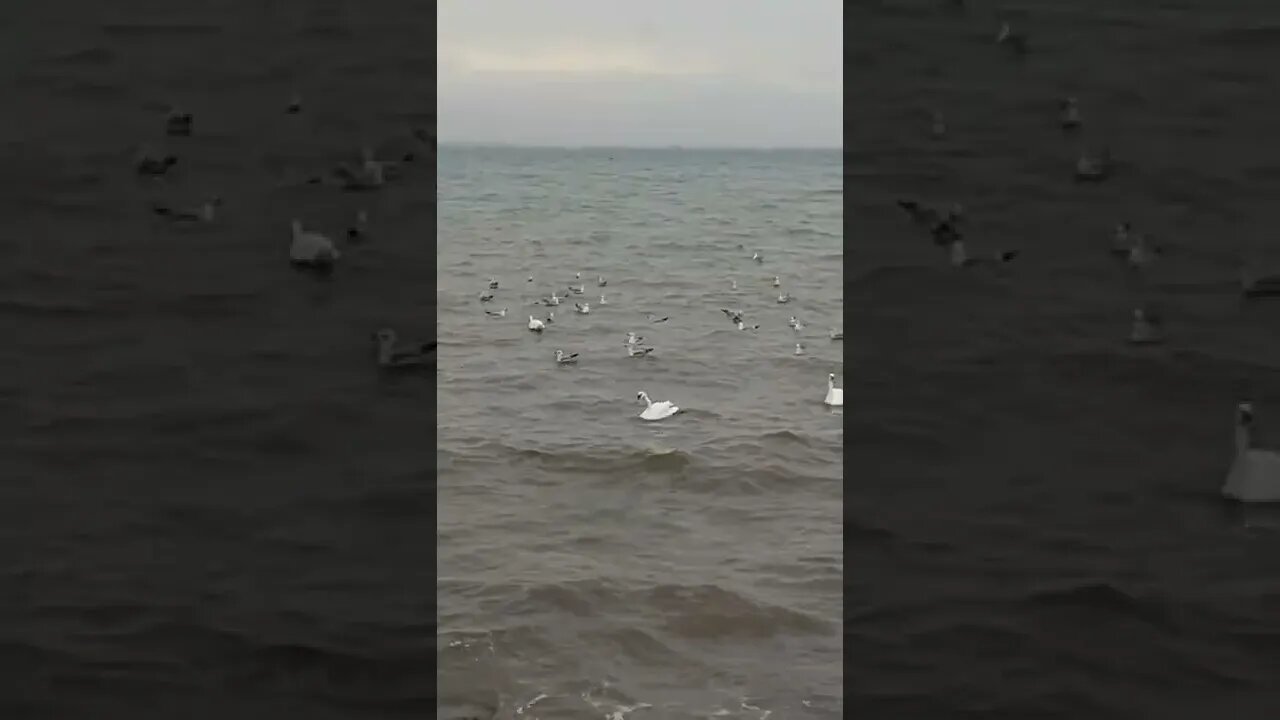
xmin=134 ymin=94 xmax=437 ymax=372
xmin=472 ymin=249 xmax=843 ymax=422
xmin=892 ymin=4 xmax=1280 ymax=502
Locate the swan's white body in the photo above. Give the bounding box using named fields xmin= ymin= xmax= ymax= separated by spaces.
xmin=289 ymin=220 xmax=340 ymax=265
xmin=528 ymin=315 xmax=545 ymax=332
xmin=1223 ymin=403 xmax=1280 ymax=502
xmin=824 ymin=373 xmax=844 ymax=407
xmin=637 ymin=391 xmax=679 ymax=421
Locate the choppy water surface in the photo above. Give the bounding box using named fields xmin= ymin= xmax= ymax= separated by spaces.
xmin=851 ymin=1 xmax=1280 ymax=717
xmin=437 ymin=146 xmax=844 ymax=718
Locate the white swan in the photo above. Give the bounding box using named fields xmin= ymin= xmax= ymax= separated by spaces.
xmin=528 ymin=315 xmax=545 ymax=332
xmin=637 ymin=391 xmax=679 ymax=421
xmin=1222 ymin=402 xmax=1280 ymax=502
xmin=824 ymin=373 xmax=844 ymax=407
xmin=289 ymin=220 xmax=340 ymax=267
xmin=1129 ymin=309 xmax=1163 ymax=345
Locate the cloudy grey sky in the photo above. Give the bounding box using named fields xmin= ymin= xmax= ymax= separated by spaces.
xmin=438 ymin=1 xmax=842 ymax=148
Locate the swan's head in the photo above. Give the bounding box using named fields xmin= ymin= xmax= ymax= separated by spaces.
xmin=636 ymin=391 xmax=650 ymax=403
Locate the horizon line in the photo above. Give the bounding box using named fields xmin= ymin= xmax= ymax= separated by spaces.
xmin=438 ymin=141 xmax=841 ymax=151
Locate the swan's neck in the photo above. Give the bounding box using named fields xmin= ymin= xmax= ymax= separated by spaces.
xmin=640 ymin=393 xmax=652 ymax=407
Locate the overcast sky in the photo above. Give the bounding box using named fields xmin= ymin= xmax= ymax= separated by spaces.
xmin=438 ymin=1 xmax=842 ymax=148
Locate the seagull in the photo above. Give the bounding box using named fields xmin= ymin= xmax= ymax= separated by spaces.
xmin=636 ymin=391 xmax=679 ymax=421
xmin=825 ymin=373 xmax=844 ymax=407
xmin=573 ymin=272 xmax=581 ymax=280
xmin=788 ymin=316 xmax=801 ymax=329
xmin=485 ymin=307 xmax=507 ymax=318
xmin=488 ymin=278 xmax=499 ymax=289
xmin=752 ymin=252 xmax=764 ymax=263
xmin=527 ymin=275 xmax=534 ymax=283
xmin=136 ymin=150 xmax=177 ymax=177
xmin=285 ymin=93 xmax=302 ymax=114
xmin=542 ymin=292 xmax=561 ymax=306
xmin=599 ymin=294 xmax=608 ymax=305
xmin=1075 ymin=148 xmax=1113 ymax=182
xmin=574 ymin=302 xmax=590 ymax=314
xmin=736 ymin=320 xmax=759 ymax=331
xmin=528 ymin=315 xmax=545 ymax=332
xmin=597 ymin=275 xmax=607 ymax=287
xmin=627 ymin=345 xmax=654 ymax=358
xmin=165 ymin=109 xmax=193 ymax=137
xmin=794 ymin=343 xmax=805 ymax=356
xmin=1223 ymin=401 xmax=1280 ymax=502
xmin=372 ymin=328 xmax=432 ymax=370
xmin=1127 ymin=235 xmax=1156 ymax=269
xmin=949 ymin=240 xmax=1018 ymax=268
xmin=346 ymin=210 xmax=369 ymax=242
xmin=625 ymin=332 xmax=644 ymax=346
xmin=645 ymin=312 xmax=669 ymax=323
xmin=1111 ymin=222 xmax=1134 ymax=256
xmin=777 ymin=293 xmax=792 ymax=304
xmin=152 ymin=197 xmax=221 ymax=222
xmin=567 ymin=284 xmax=585 ymax=295
xmin=929 ymin=109 xmax=947 ymax=139
xmin=1128 ymin=308 xmax=1164 ymax=345
xmin=996 ymin=21 xmax=1029 ymax=57
xmin=1060 ymin=97 xmax=1082 ymax=131
xmin=772 ymin=276 xmax=781 ymax=287
xmin=479 ymin=290 xmax=494 ymax=302
xmin=544 ymin=311 xmax=555 ymax=324
xmin=289 ymin=219 xmax=340 ymax=269
xmin=554 ymin=349 xmax=579 ymax=365
xmin=1240 ymin=266 xmax=1280 ymax=299
xmin=792 ymin=319 xmax=805 ymax=332
xmin=830 ymin=328 xmax=844 ymax=340
xmin=730 ymin=279 xmax=738 ymax=290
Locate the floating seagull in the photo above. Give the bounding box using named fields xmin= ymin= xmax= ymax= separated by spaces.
xmin=567 ymin=284 xmax=585 ymax=295
xmin=788 ymin=316 xmax=801 ymax=328
xmin=372 ymin=328 xmax=432 ymax=370
xmin=1060 ymin=97 xmax=1082 ymax=131
xmin=772 ymin=276 xmax=781 ymax=287
xmin=554 ymin=349 xmax=579 ymax=365
xmin=479 ymin=290 xmax=494 ymax=302
xmin=793 ymin=320 xmax=805 ymax=332
xmin=485 ymin=307 xmax=507 ymax=318
xmin=625 ymin=332 xmax=644 ymax=345
xmin=285 ymin=93 xmax=302 ymax=114
xmin=152 ymin=196 xmax=221 ymax=222
xmin=597 ymin=275 xmax=607 ymax=287
xmin=777 ymin=293 xmax=792 ymax=304
xmin=335 ymin=149 xmax=387 ymax=191
xmin=736 ymin=320 xmax=759 ymax=331
xmin=830 ymin=328 xmax=844 ymax=340
xmin=636 ymin=391 xmax=679 ymax=421
xmin=289 ymin=219 xmax=340 ymax=269
xmin=949 ymin=240 xmax=1018 ymax=268
xmin=720 ymin=307 xmax=744 ymax=323
xmin=527 ymin=275 xmax=534 ymax=282
xmin=574 ymin=302 xmax=590 ymax=314
xmin=794 ymin=343 xmax=805 ymax=356
xmin=165 ymin=109 xmax=193 ymax=137
xmin=645 ymin=313 xmax=669 ymax=324
xmin=752 ymin=252 xmax=764 ymax=263
xmin=136 ymin=150 xmax=177 ymax=177
xmin=1110 ymin=222 xmax=1134 ymax=256
xmin=347 ymin=210 xmax=369 ymax=242
xmin=825 ymin=373 xmax=844 ymax=407
xmin=1223 ymin=401 xmax=1280 ymax=502
xmin=627 ymin=345 xmax=654 ymax=358
xmin=930 ymin=109 xmax=947 ymax=139
xmin=996 ymin=21 xmax=1029 ymax=57
xmin=542 ymin=292 xmax=561 ymax=306
xmin=1240 ymin=267 xmax=1280 ymax=299
xmin=1127 ymin=235 xmax=1156 ymax=269
xmin=730 ymin=279 xmax=738 ymax=290
xmin=573 ymin=272 xmax=581 ymax=280
xmin=931 ymin=220 xmax=962 ymax=247
xmin=599 ymin=294 xmax=608 ymax=305
xmin=544 ymin=311 xmax=555 ymax=324
xmin=528 ymin=315 xmax=545 ymax=332
xmin=1075 ymin=148 xmax=1113 ymax=182
xmin=1128 ymin=308 xmax=1164 ymax=345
